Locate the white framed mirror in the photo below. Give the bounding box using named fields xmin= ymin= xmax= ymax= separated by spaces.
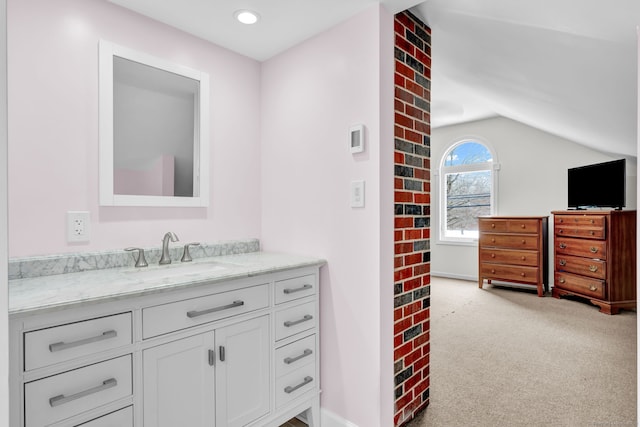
xmin=99 ymin=40 xmax=210 ymax=207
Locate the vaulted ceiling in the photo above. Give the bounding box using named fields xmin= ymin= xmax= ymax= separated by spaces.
xmin=108 ymin=0 xmax=640 ymax=157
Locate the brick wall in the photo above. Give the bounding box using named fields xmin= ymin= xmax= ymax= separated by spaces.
xmin=393 ymin=10 xmax=431 ymax=426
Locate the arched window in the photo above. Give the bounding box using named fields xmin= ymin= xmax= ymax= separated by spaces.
xmin=438 ymin=139 xmax=498 ymax=242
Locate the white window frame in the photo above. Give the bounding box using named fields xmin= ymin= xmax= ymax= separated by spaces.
xmin=436 ymin=138 xmax=500 ymax=245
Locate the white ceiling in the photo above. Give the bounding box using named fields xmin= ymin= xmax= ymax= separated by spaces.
xmin=108 ymin=0 xmax=640 ymax=157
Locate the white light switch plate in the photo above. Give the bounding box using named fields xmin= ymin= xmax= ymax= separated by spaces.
xmin=351 ymin=180 xmax=365 ymax=208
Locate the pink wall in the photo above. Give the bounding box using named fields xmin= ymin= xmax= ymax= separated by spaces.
xmin=7 ymin=0 xmax=262 ymax=257
xmin=260 ymin=5 xmax=395 ymax=426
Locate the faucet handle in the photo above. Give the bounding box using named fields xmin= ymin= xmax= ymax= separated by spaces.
xmin=125 ymin=247 xmax=148 ymax=268
xmin=181 ymin=242 xmax=200 ymax=262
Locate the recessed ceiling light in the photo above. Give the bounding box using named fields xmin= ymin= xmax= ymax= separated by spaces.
xmin=234 ymin=10 xmax=260 ymax=25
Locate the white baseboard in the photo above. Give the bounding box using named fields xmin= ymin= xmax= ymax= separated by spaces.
xmin=321 ymin=408 xmax=359 ymax=427
xmin=430 ymin=271 xmax=476 ymax=282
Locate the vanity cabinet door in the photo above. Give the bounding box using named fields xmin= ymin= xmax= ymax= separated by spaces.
xmin=143 ymin=333 xmax=215 ymax=427
xmin=215 ymin=315 xmax=270 ymax=427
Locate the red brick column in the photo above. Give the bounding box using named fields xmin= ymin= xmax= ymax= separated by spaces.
xmin=393 ymin=10 xmax=431 ymax=426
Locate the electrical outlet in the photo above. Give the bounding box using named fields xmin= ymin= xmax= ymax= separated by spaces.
xmin=67 ymin=211 xmax=90 ymax=243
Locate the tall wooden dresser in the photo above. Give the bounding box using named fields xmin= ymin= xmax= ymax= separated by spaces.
xmin=552 ymin=210 xmax=636 ymax=314
xmin=478 ymin=216 xmax=549 ymax=297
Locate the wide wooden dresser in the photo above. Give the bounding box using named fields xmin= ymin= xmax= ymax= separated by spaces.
xmin=552 ymin=210 xmax=636 ymax=314
xmin=478 ymin=216 xmax=549 ymax=297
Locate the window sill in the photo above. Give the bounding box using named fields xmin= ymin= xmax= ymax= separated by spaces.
xmin=436 ymin=238 xmax=478 ymax=247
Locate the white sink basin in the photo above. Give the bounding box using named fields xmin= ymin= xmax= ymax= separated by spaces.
xmin=127 ymin=262 xmax=227 ymax=280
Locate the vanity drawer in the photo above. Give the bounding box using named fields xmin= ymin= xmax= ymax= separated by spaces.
xmin=77 ymin=406 xmax=133 ymax=426
xmin=142 ymin=284 xmax=269 ymax=338
xmin=275 ymin=274 xmax=316 ymax=304
xmin=275 ymin=364 xmax=316 ymax=409
xmin=275 ymin=302 xmax=316 ymax=341
xmin=24 ymin=355 xmax=132 ymax=427
xmin=275 ymin=334 xmax=316 ymax=378
xmin=24 ymin=312 xmax=132 ymax=371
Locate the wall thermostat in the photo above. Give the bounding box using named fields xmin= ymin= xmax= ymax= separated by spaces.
xmin=350 ymin=124 xmax=364 ymax=154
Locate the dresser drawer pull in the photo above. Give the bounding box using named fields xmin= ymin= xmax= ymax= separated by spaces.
xmin=284 ymin=376 xmax=313 ymax=394
xmin=520 ymin=273 xmax=526 ymax=277
xmin=187 ymin=300 xmax=244 ymax=318
xmin=284 ymin=349 xmax=313 ymax=365
xmin=284 ymin=314 xmax=313 ymax=327
xmin=283 ymin=284 xmax=312 ymax=294
xmin=589 ymin=265 xmax=599 ymax=272
xmin=590 ymin=247 xmax=599 ymax=254
xmin=520 ymin=224 xmax=526 ymax=229
xmin=49 ymin=330 xmax=117 ymax=353
xmin=559 ymin=278 xmax=566 ymax=284
xmin=590 ymin=231 xmax=595 ymax=236
xmin=559 ymin=259 xmax=566 ymax=266
xmin=589 ymin=285 xmax=598 ymax=291
xmin=49 ymin=378 xmax=117 ymax=407
xmin=559 ymin=243 xmax=567 ymax=249
xmin=491 ymin=223 xmax=496 ymax=228
xmin=558 ymin=229 xmax=564 ymax=234
xmin=521 ymin=239 xmax=526 ymax=244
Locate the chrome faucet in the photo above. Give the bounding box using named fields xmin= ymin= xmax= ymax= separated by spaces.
xmin=159 ymin=232 xmax=179 ymax=265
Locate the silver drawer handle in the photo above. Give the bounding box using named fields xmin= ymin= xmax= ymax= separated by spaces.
xmin=49 ymin=378 xmax=117 ymax=407
xmin=283 ymin=284 xmax=312 ymax=294
xmin=284 ymin=349 xmax=313 ymax=365
xmin=49 ymin=330 xmax=117 ymax=352
xmin=284 ymin=376 xmax=313 ymax=394
xmin=187 ymin=300 xmax=244 ymax=318
xmin=284 ymin=314 xmax=313 ymax=327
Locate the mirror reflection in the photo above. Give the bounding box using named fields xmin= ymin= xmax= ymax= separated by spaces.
xmin=114 ymin=57 xmax=197 ymax=197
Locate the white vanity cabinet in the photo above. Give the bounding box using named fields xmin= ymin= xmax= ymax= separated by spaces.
xmin=10 ymin=262 xmax=321 ymax=427
xmin=142 ymin=316 xmax=270 ymax=427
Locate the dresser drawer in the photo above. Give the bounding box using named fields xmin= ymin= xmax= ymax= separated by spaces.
xmin=555 ymin=215 xmax=606 ymax=239
xmin=480 ymin=264 xmax=539 ymax=284
xmin=556 ymin=225 xmax=605 ymax=239
xmin=556 ymin=214 xmax=606 ymax=228
xmin=142 ymin=284 xmax=269 ymax=339
xmin=479 ymin=248 xmax=538 ymax=266
xmin=555 ymin=254 xmax=606 ymax=280
xmin=275 ymin=363 xmax=316 ymax=409
xmin=24 ymin=313 xmax=132 ymax=371
xmin=555 ymin=272 xmax=605 ymax=299
xmin=556 ymin=237 xmax=607 ymax=259
xmin=275 ymin=334 xmax=316 ymax=378
xmin=479 ymin=233 xmax=540 ymax=250
xmin=24 ymin=355 xmax=132 ymax=427
xmin=275 ymin=302 xmax=316 ymax=341
xmin=275 ymin=274 xmax=316 ymax=304
xmin=77 ymin=406 xmax=133 ymax=426
xmin=479 ymin=219 xmax=508 ymax=233
xmin=479 ymin=218 xmax=540 ymax=234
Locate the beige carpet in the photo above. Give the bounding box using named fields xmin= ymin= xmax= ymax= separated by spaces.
xmin=407 ymin=277 xmax=637 ymax=427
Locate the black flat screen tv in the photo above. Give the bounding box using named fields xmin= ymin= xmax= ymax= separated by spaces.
xmin=567 ymin=159 xmax=626 ymax=209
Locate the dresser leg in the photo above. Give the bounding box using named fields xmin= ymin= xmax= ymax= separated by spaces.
xmin=478 ymin=278 xmax=483 ymax=289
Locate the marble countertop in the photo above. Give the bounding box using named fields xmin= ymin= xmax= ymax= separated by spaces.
xmin=9 ymin=252 xmax=325 ymax=316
